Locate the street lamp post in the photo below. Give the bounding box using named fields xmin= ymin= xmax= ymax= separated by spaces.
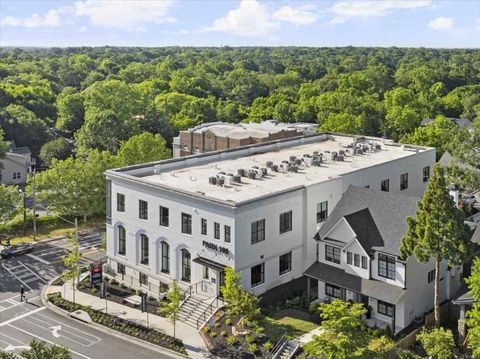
xmin=19 ymin=187 xmax=27 ymax=236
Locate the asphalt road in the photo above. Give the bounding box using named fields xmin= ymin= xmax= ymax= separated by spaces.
xmin=0 ymin=234 xmax=177 ymax=359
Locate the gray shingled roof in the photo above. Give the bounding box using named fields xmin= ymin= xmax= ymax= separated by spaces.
xmin=316 ymin=186 xmax=419 ymax=257
xmin=344 ymin=208 xmax=384 ymax=255
xmin=304 ymin=261 xmax=406 ymax=304
xmin=421 ymin=117 xmax=474 ymax=129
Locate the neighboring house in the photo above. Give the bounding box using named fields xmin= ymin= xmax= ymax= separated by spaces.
xmin=104 ymin=132 xmax=435 ymax=302
xmin=172 ymin=120 xmax=319 ymax=158
xmin=420 ymin=117 xmax=475 ymax=131
xmin=0 ymin=147 xmax=33 ymax=186
xmin=304 ymin=186 xmax=464 ymax=334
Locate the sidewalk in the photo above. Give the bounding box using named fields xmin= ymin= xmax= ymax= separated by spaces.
xmin=49 ymin=282 xmax=210 ymax=358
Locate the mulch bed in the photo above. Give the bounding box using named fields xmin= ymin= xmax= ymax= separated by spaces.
xmin=200 ymin=310 xmax=272 ymax=359
xmin=76 ymin=277 xmax=167 ymax=316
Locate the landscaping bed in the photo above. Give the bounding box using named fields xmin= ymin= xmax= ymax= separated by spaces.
xmin=76 ymin=276 xmax=166 ymax=316
xmin=200 ymin=309 xmax=273 ymax=359
xmin=47 ymin=292 xmax=186 ymax=355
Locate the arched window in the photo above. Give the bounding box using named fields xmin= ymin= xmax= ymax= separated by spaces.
xmin=118 ymin=226 xmax=126 ymax=255
xmin=140 ymin=234 xmax=149 ymax=265
xmin=181 ymin=249 xmax=191 ymax=282
xmin=161 ymin=241 xmax=170 ymax=273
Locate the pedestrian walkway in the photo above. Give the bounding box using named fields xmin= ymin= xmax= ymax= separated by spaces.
xmin=48 ymin=282 xmax=210 ymax=358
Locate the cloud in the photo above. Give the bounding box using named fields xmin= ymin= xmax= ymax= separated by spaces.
xmin=428 ymin=16 xmax=454 ymax=30
xmin=73 ymin=0 xmax=176 ymax=30
xmin=273 ymin=5 xmax=319 ymax=26
xmin=330 ymin=0 xmax=431 ymax=24
xmin=0 ymin=7 xmax=67 ymax=28
xmin=207 ymin=0 xmax=319 ymax=37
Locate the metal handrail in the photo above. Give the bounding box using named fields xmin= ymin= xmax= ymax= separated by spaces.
xmin=266 ymin=333 xmax=287 ymax=359
xmin=196 ymin=295 xmax=226 ymax=329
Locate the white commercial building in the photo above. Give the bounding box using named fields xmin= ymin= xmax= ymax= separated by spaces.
xmin=104 ymin=133 xmax=435 ymax=310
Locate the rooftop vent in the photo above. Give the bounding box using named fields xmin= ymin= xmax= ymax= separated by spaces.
xmin=233 ymin=175 xmax=242 ymax=183
xmin=238 ymin=168 xmax=246 ymax=177
xmin=209 ymin=176 xmax=217 ymax=185
xmin=266 ymin=161 xmax=273 ymax=168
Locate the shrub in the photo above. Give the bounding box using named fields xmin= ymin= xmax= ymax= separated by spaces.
xmin=245 ymin=334 xmax=255 ymax=344
xmin=226 ymin=335 xmax=237 ymax=345
xmin=136 ymin=289 xmax=143 ymax=296
xmin=91 ymin=288 xmax=98 ymax=294
xmin=247 ymin=343 xmax=258 ymax=353
xmin=309 ymin=301 xmax=321 ymax=314
xmin=417 ymin=327 xmax=454 ymax=359
xmin=225 ymin=318 xmax=233 ymax=326
xmin=263 ymin=341 xmax=273 ymax=351
xmin=111 ymin=279 xmax=119 ymax=286
xmin=255 ymin=326 xmax=264 ymax=334
xmin=210 ymin=332 xmax=217 ymax=338
xmin=214 ymin=321 xmax=220 ymax=328
xmin=203 ymin=326 xmax=211 ymax=334
xmin=220 ymin=330 xmax=227 ymax=337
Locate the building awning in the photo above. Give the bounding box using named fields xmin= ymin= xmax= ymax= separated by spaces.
xmin=304 ymin=261 xmax=405 ymax=304
xmin=193 ymin=256 xmax=227 ymax=272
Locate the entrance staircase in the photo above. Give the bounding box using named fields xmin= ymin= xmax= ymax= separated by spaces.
xmin=177 ymin=294 xmax=225 ymax=329
xmin=275 ymin=339 xmax=299 ymax=359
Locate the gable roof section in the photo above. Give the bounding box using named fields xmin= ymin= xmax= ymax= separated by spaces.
xmin=344 ymin=208 xmax=384 ymax=255
xmin=316 ymin=186 xmax=419 ymax=257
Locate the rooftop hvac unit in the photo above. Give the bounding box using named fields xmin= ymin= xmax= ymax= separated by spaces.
xmin=313 ymin=151 xmax=319 ymax=155
xmin=217 ymin=177 xmax=225 ymax=186
xmin=279 ymin=162 xmax=290 ymax=172
xmin=248 ymin=172 xmax=256 ymax=179
xmin=261 ymin=167 xmax=268 ymax=176
xmin=337 ymin=155 xmax=345 ymax=161
xmin=355 ymin=148 xmax=363 ymax=155
xmin=233 ymin=175 xmax=242 ymax=183
xmin=289 ymin=165 xmax=298 ymax=173
xmin=238 ymin=168 xmax=246 ymax=177
xmin=302 ymin=155 xmax=313 ymax=167
xmin=248 ymin=167 xmax=264 ymax=179
xmin=362 ymin=145 xmax=369 ymax=153
xmin=217 ymin=172 xmax=233 ymax=186
xmin=271 ymin=164 xmax=279 ymax=172
xmin=289 ymin=156 xmax=297 ymax=162
xmin=346 ymin=148 xmax=355 ymax=156
xmin=209 ymin=176 xmax=217 ymax=185
xmin=375 ymin=143 xmax=382 ymax=151
xmin=339 ymin=150 xmax=346 ymax=156
xmin=331 ymin=151 xmax=338 ymax=161
xmin=266 ymin=161 xmax=273 ymax=168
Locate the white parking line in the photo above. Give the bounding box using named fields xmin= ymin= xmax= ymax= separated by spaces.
xmin=0 ymin=307 xmax=46 ymax=327
xmin=1 ymin=262 xmax=32 ymax=291
xmin=17 ymin=261 xmax=47 ymax=284
xmin=25 ymin=253 xmax=51 ymax=265
xmin=35 ymin=313 xmax=102 ymax=343
xmin=0 ymin=296 xmax=40 ymax=313
xmin=7 ymin=324 xmax=93 ymax=359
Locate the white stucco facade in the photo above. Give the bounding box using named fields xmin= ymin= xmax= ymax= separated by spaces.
xmin=104 ymin=133 xmax=436 ymax=301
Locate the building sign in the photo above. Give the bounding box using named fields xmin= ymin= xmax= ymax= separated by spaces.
xmin=202 ymin=240 xmax=229 ymax=255
xmin=90 ymin=262 xmax=103 ymax=286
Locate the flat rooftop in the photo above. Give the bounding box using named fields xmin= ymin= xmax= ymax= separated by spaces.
xmin=109 ymin=133 xmax=433 ymax=206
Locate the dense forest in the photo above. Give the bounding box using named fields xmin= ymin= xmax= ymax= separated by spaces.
xmin=0 ymin=46 xmax=479 ymax=221
xmin=0 ymin=46 xmax=479 ymax=164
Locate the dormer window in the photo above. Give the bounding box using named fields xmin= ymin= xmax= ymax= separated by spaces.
xmin=378 ymin=253 xmax=396 ymax=279
xmin=325 ymin=244 xmax=340 ymax=264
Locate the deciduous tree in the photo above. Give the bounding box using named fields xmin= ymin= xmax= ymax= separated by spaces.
xmin=160 ymin=280 xmax=182 ymax=340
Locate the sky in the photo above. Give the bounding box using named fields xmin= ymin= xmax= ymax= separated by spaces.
xmin=0 ymin=0 xmax=479 ymax=48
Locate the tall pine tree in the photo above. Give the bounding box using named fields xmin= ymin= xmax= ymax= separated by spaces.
xmin=400 ymin=164 xmax=471 ymax=327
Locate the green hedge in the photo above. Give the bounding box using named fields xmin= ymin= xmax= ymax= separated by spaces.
xmin=0 ymin=213 xmax=60 ymax=235
xmin=47 ymin=293 xmax=186 ymax=355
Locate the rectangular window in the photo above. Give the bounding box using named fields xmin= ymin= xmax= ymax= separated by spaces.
xmin=201 ymin=218 xmax=207 ymax=235
xmin=316 ymin=201 xmax=328 ymax=223
xmin=203 ymin=266 xmax=209 ymax=280
xmin=117 ymin=193 xmax=125 ymax=212
xmin=139 ymin=273 xmax=148 ymax=286
xmin=106 ymin=180 xmax=112 ymax=225
xmin=279 ymin=211 xmax=293 ymax=234
xmin=117 ymin=263 xmax=125 ymax=275
xmin=378 ymin=254 xmax=396 ymax=280
xmin=428 ymin=269 xmax=435 ymax=283
xmin=140 ymin=235 xmax=149 ymax=265
xmin=377 ymin=300 xmax=394 ymax=317
xmin=161 ymin=242 xmax=170 ymax=273
xmin=251 ymin=263 xmax=265 ymax=287
xmin=362 ymin=256 xmax=368 ymax=269
xmin=400 ymin=173 xmax=408 ymax=191
xmin=354 ymin=254 xmax=360 ymax=267
xmin=325 ymin=244 xmax=340 ymax=264
xmin=347 ymin=252 xmax=352 ymax=265
xmin=214 ymin=222 xmax=220 ymax=239
xmin=325 ymin=284 xmax=343 ymax=299
xmin=279 ymin=252 xmax=292 ymax=275
xmin=381 ymin=179 xmax=390 ymax=192
xmin=182 ymin=213 xmax=192 ymax=234
xmin=224 ymin=225 xmax=231 ymax=243
xmin=423 ymin=166 xmax=430 ymax=182
xmin=251 ymin=219 xmax=265 ymax=244
xmin=139 ymin=200 xmax=148 ymax=220
xmin=159 ymin=206 xmax=169 ymax=227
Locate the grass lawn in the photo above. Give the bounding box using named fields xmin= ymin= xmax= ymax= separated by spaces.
xmin=8 ymin=217 xmax=105 ymax=245
xmin=263 ymin=309 xmax=319 ymax=341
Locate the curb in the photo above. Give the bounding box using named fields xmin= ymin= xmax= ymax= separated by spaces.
xmin=42 ymin=276 xmax=189 ymax=359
